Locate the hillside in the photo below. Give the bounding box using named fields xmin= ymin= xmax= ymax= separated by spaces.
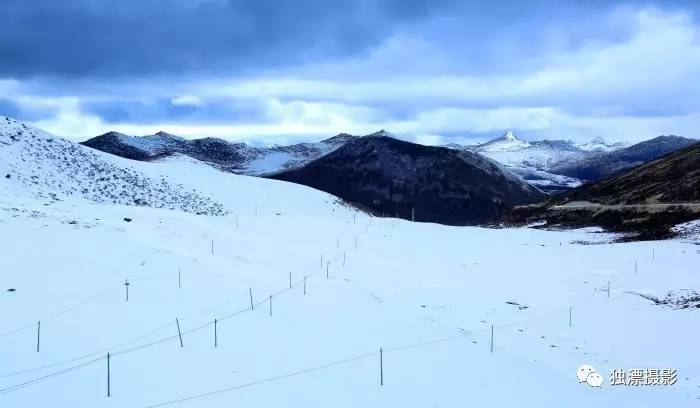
xmin=507 ymin=141 xmax=700 ymax=236
xmin=0 ymin=117 xmax=226 ymax=215
xmin=558 ymin=142 xmax=700 ymax=205
xmin=269 ymin=134 xmax=545 ymax=225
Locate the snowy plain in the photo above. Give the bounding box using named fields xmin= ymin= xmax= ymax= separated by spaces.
xmin=0 ymin=118 xmax=699 ymax=407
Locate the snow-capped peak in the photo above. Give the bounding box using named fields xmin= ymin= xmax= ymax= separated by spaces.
xmin=575 ymin=136 xmax=628 ymax=152
xmin=368 ymin=129 xmax=394 ymax=138
xmin=477 ymin=130 xmax=530 ymax=152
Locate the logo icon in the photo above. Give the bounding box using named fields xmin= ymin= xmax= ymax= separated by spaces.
xmin=577 ymin=364 xmax=603 ymax=387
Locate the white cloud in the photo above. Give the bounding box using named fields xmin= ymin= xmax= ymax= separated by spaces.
xmin=171 ymin=95 xmax=203 ymax=106
xmin=6 ymin=6 xmax=700 ymax=144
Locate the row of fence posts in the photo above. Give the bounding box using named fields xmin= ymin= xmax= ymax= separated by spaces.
xmin=38 ymin=220 xmax=659 ymax=396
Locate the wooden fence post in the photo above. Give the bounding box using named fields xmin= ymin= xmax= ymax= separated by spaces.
xmin=249 ymin=288 xmax=254 ymax=310
xmin=490 ymin=324 xmax=494 ymax=353
xmin=380 ymin=347 xmax=384 ymax=386
xmin=107 ymin=352 xmax=110 ymax=397
xmin=176 ymin=318 xmax=183 ymax=348
xmin=214 ymin=319 xmax=218 ymax=348
xmin=36 ymin=321 xmax=40 ymax=352
xmin=269 ymin=295 xmax=272 ymax=317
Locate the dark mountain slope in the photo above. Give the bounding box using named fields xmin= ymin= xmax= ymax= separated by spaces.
xmin=268 ymin=135 xmax=544 ymax=225
xmin=550 ymin=135 xmax=697 ymax=181
xmin=81 ymin=131 xmax=155 ymax=161
xmin=557 ymin=141 xmax=700 ymax=205
xmin=507 ymin=141 xmax=700 ymax=237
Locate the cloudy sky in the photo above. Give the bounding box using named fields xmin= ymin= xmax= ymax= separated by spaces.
xmin=1 ymin=0 xmax=699 ymax=145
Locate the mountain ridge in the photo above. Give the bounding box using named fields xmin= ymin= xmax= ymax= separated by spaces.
xmin=269 ymin=135 xmax=544 ymax=225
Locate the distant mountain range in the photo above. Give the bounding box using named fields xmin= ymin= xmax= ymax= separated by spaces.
xmin=79 ymin=126 xmax=698 ymax=226
xmin=507 ymin=140 xmax=700 ymax=238
xmin=549 ymin=135 xmax=698 ymax=181
xmin=456 ymin=130 xmax=697 ymax=192
xmin=81 ymin=130 xmax=354 ymax=175
xmin=558 ymin=141 xmax=700 ymax=205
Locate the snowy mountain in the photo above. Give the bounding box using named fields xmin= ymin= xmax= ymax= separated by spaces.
xmin=463 ymin=131 xmax=589 ymax=192
xmin=462 ymin=131 xmax=696 ymax=191
xmin=81 ymin=131 xmax=355 ymax=175
xmin=473 ymin=130 xmax=531 ymax=152
xmin=270 ymin=133 xmax=544 ymax=225
xmin=1 ymin=117 xmax=699 ymax=407
xmin=551 ymin=135 xmax=699 ymax=181
xmin=508 ymin=141 xmax=700 ymax=237
xmin=0 ymin=117 xmax=226 ymax=215
xmin=574 ymin=136 xmax=628 ymax=152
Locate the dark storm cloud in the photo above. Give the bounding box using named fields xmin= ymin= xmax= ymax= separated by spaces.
xmin=82 ymin=97 xmax=271 ymax=124
xmin=0 ymin=0 xmax=454 ymax=78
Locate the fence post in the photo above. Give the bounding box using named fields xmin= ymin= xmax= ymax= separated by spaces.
xmin=607 ymin=281 xmax=611 ymax=298
xmin=107 ymin=352 xmax=110 ymax=397
xmin=490 ymin=324 xmax=494 ymax=353
xmin=412 ymin=207 xmax=415 ymax=222
xmin=36 ymin=321 xmax=40 ymax=352
xmin=211 ymin=239 xmax=214 ymax=255
xmin=380 ymin=347 xmax=384 ymax=386
xmin=326 ymin=261 xmax=329 ymax=278
xmin=635 ymin=259 xmax=638 ymax=274
xmin=124 ymin=279 xmax=129 ymax=302
xmin=176 ymin=318 xmax=183 ymax=348
xmin=343 ymin=252 xmax=346 ymax=266
xmin=214 ymin=319 xmax=218 ymax=348
xmin=289 ymin=272 xmax=292 ymax=289
xmin=269 ymin=295 xmax=272 ymax=317
xmin=249 ymin=288 xmax=254 ymax=310
xmin=303 ymin=277 xmax=307 ymax=295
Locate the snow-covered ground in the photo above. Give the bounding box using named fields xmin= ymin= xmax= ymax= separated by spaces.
xmin=1 ymin=120 xmax=699 ymax=407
